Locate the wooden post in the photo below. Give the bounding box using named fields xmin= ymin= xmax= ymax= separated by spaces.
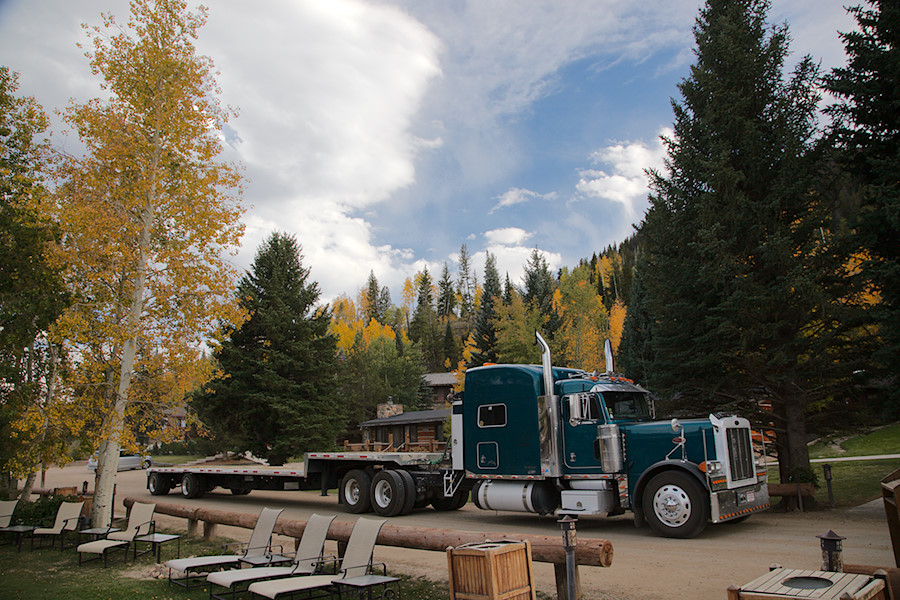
xmin=203 ymin=521 xmax=217 ymax=540
xmin=554 ymin=562 xmax=582 ymax=599
xmin=726 ymin=585 xmax=742 ymax=600
xmin=186 ymin=518 xmax=199 ymax=537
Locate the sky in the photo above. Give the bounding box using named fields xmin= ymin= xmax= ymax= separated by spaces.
xmin=0 ymin=0 xmax=857 ymax=304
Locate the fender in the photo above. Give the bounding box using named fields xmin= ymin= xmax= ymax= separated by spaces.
xmin=631 ymin=459 xmax=708 ymax=527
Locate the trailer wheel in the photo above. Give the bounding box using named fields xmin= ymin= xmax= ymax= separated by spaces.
xmin=432 ymin=487 xmax=468 ymax=511
xmin=395 ymin=469 xmax=417 ymax=516
xmin=181 ymin=473 xmax=205 ymax=499
xmin=370 ymin=470 xmax=408 ymax=517
xmin=642 ymin=471 xmax=708 ymax=538
xmin=148 ymin=473 xmax=170 ymax=496
xmin=341 ymin=469 xmax=372 ymax=513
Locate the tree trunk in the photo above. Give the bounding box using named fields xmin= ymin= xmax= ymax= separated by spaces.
xmin=19 ymin=472 xmax=36 ymax=502
xmin=774 ymin=394 xmax=812 ymax=510
xmin=89 ymin=136 xmax=160 ymax=528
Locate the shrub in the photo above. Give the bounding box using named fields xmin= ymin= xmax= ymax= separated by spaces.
xmin=13 ymin=495 xmax=67 ymax=526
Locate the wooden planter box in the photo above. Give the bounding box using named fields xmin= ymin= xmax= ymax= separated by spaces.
xmin=447 ymin=540 xmax=536 ymax=600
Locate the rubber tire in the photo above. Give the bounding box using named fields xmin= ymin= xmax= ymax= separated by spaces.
xmin=432 ymin=487 xmax=468 ymax=511
xmin=642 ymin=471 xmax=708 ymax=538
xmin=370 ymin=470 xmax=407 ymax=517
xmin=341 ymin=469 xmax=372 ymax=514
xmin=181 ymin=473 xmax=205 ymax=499
xmin=395 ymin=470 xmax=417 ymax=516
xmin=141 ymin=459 xmax=152 ymax=469
xmin=148 ymin=473 xmax=170 ymax=496
xmin=230 ymin=488 xmax=252 ymax=496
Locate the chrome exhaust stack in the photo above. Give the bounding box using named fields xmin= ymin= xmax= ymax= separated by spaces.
xmin=536 ymin=331 xmax=554 ymax=399
xmin=535 ymin=331 xmax=562 ymax=477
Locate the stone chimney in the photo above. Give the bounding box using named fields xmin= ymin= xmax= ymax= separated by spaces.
xmin=376 ymin=399 xmax=403 ymax=419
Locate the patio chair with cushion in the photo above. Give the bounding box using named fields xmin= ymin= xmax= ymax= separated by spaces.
xmin=76 ymin=501 xmax=156 ymax=567
xmin=166 ymin=507 xmax=285 ymax=588
xmin=207 ymin=513 xmax=336 ymax=600
xmin=31 ymin=500 xmax=84 ymax=551
xmin=0 ymin=499 xmax=17 ymax=529
xmin=247 ymin=517 xmax=394 ymax=600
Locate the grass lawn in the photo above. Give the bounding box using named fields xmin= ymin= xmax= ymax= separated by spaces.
xmin=0 ymin=532 xmax=450 ymax=600
xmin=149 ymin=455 xmax=204 ymax=466
xmin=768 ymin=459 xmax=899 ymax=508
xmin=809 ymin=422 xmax=900 ymax=459
xmin=769 ymin=421 xmax=900 ymax=508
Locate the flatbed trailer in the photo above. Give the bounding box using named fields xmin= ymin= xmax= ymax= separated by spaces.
xmin=146 ymin=451 xmax=467 ymax=517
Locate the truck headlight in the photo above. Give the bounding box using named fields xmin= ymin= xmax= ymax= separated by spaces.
xmin=704 ymin=460 xmax=723 ymax=475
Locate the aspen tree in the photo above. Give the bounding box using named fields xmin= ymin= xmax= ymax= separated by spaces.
xmin=50 ymin=0 xmax=245 ymax=526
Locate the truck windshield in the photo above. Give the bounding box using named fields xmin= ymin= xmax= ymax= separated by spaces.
xmin=602 ymin=392 xmax=652 ymax=421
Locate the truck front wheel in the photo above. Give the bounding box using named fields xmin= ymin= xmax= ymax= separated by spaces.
xmin=181 ymin=473 xmax=205 ymax=499
xmin=642 ymin=471 xmax=708 ymax=538
xmin=341 ymin=469 xmax=372 ymax=513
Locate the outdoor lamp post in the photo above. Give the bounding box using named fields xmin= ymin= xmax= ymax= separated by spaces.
xmin=823 ymin=463 xmax=834 ymax=507
xmin=817 ymin=530 xmax=846 ymax=572
xmin=558 ymin=515 xmax=578 ymax=600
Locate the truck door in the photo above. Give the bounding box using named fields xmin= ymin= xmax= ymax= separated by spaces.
xmin=561 ymin=392 xmax=605 ymax=471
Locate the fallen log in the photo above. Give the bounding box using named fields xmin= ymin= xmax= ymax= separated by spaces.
xmin=124 ymin=497 xmax=613 ymax=567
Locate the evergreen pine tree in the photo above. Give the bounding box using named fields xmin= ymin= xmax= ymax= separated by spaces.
xmin=363 ymin=270 xmax=390 ymax=324
xmin=824 ymin=0 xmax=900 ymax=410
xmin=470 ymin=252 xmax=501 ymax=367
xmin=192 ymin=233 xmax=342 ymax=465
xmin=522 ymin=248 xmax=559 ymax=337
xmin=409 ymin=268 xmax=443 ymax=371
xmin=636 ymin=0 xmax=849 ymax=485
xmin=456 ymin=244 xmax=477 ymax=328
xmin=437 ymin=262 xmax=457 ymax=320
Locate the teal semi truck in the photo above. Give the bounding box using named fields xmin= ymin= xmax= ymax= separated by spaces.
xmin=148 ymin=332 xmax=769 ymax=538
xmin=453 ymin=333 xmax=770 ymax=538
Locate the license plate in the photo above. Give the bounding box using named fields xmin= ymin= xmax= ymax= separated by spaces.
xmin=745 ymin=491 xmax=755 ymax=502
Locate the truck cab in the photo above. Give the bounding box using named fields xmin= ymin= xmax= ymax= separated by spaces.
xmin=451 ymin=333 xmax=769 ymax=538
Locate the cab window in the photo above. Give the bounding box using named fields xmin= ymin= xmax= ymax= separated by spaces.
xmin=478 ymin=404 xmax=507 ymax=427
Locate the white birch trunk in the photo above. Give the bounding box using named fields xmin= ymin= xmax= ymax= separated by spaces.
xmin=89 ymin=89 xmax=162 ymax=529
xmin=90 ymin=196 xmax=156 ymax=528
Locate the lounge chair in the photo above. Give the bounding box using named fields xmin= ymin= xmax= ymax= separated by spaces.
xmin=207 ymin=513 xmax=336 ymax=600
xmin=76 ymin=501 xmax=156 ymax=567
xmin=0 ymin=499 xmax=17 ymax=529
xmin=247 ymin=517 xmax=392 ymax=600
xmin=31 ymin=500 xmax=84 ymax=551
xmin=166 ymin=507 xmax=285 ymax=588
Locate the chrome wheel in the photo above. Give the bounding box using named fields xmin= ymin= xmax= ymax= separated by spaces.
xmin=652 ymin=483 xmax=691 ymax=527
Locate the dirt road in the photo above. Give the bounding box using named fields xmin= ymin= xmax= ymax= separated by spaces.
xmin=35 ymin=462 xmax=896 ymax=599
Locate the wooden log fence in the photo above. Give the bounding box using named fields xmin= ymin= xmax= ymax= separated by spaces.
xmin=123 ymin=497 xmax=612 ymax=568
xmin=125 ymin=496 xmax=612 ymax=599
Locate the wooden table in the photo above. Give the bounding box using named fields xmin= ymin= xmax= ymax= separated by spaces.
xmin=1 ymin=525 xmax=35 ymax=552
xmin=134 ymin=533 xmax=180 ymax=563
xmin=728 ymin=567 xmax=886 ymax=600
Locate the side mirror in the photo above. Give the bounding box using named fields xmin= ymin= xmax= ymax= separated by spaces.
xmin=670 ymin=418 xmax=682 ymax=433
xmin=567 ymin=395 xmax=583 ymax=423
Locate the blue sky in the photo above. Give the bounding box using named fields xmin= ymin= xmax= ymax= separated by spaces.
xmin=0 ymin=0 xmax=856 ymax=303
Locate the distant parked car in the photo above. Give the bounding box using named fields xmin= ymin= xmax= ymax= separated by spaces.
xmin=87 ymin=450 xmax=152 ymax=472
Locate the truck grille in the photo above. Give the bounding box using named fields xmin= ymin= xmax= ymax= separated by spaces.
xmin=726 ymin=427 xmax=754 ymax=481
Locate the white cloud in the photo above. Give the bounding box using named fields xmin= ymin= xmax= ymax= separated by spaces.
xmin=576 ymin=128 xmax=671 ymax=218
xmin=489 ymin=188 xmax=557 ymax=214
xmin=484 ymin=227 xmax=531 ymax=246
